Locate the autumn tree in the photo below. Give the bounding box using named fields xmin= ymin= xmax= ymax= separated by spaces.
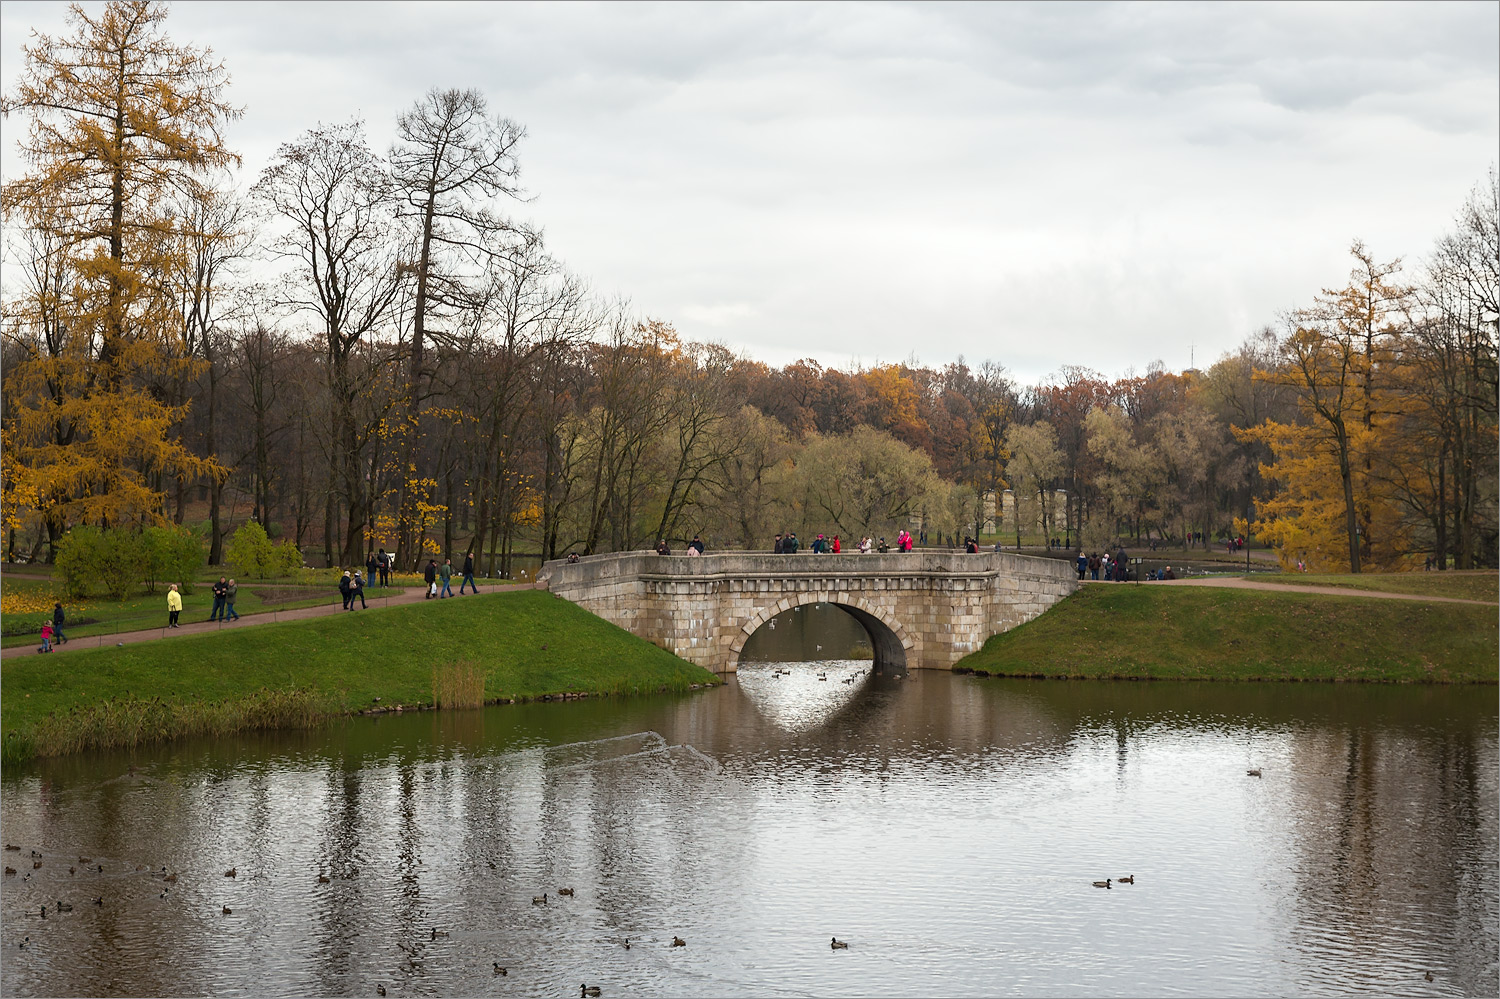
xmin=1004 ymin=421 xmax=1063 ymax=549
xmin=1 ymin=0 xmax=238 ymax=542
xmin=796 ymin=426 xmax=939 ymax=540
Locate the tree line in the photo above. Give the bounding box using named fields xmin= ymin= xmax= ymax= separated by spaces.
xmin=3 ymin=2 xmax=1495 ymax=575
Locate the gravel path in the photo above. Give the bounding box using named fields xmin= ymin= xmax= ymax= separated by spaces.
xmin=1 ymin=582 xmax=541 ymax=660
xmin=1154 ymin=575 xmax=1498 ymax=606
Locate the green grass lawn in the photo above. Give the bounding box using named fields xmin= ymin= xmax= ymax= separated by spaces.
xmin=1246 ymin=570 xmax=1498 ymax=603
xmin=0 ymin=574 xmax=410 ymax=648
xmin=2 ymin=589 xmax=716 ymax=760
xmin=958 ymin=584 xmax=1499 ymax=683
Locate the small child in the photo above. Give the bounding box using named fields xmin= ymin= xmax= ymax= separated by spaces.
xmin=39 ymin=620 xmax=54 ymax=653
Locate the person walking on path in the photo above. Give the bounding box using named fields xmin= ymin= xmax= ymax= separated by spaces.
xmin=210 ymin=576 xmax=228 ymax=621
xmin=366 ymin=550 xmax=378 ymax=587
xmin=224 ymin=579 xmax=241 ymax=621
xmin=39 ymin=620 xmax=54 ymax=653
xmin=339 ymin=571 xmax=353 ymax=610
xmin=51 ymin=602 xmax=68 ymax=644
xmin=351 ymin=571 xmax=368 ymax=609
xmin=460 ymin=552 xmax=477 ymax=594
xmin=167 ymin=584 xmax=182 ymax=628
xmin=424 ymin=560 xmax=438 ymax=599
xmin=439 ymin=558 xmax=454 ymax=598
xmin=378 ymin=549 xmax=391 ymax=587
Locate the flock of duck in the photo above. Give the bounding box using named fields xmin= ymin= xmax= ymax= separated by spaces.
xmin=768 ymin=667 xmax=870 ymax=684
xmin=5 ymin=849 xmax=853 ymax=996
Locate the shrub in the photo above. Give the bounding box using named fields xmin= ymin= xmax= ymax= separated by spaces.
xmin=226 ymin=521 xmax=303 ymax=579
xmin=54 ymin=526 xmax=107 ymax=599
xmin=143 ymin=525 xmax=205 ymax=595
xmin=271 ymin=538 xmax=304 ymax=577
xmin=55 ymin=526 xmax=149 ymax=600
xmin=226 ymin=521 xmax=273 ymax=578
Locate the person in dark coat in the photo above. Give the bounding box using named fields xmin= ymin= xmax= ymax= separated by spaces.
xmin=423 ymin=559 xmax=438 ymax=599
xmin=210 ymin=576 xmax=228 ymax=621
xmin=339 ymin=571 xmax=353 ymax=609
xmin=460 ymin=551 xmax=477 ymax=594
xmin=377 ymin=548 xmax=391 ymax=586
xmin=366 ymin=550 xmax=378 ymax=585
xmin=773 ymin=533 xmax=784 ymax=554
xmin=51 ymin=602 xmax=68 ymax=644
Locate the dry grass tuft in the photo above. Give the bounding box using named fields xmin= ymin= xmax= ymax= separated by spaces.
xmin=432 ymin=659 xmax=486 ymax=709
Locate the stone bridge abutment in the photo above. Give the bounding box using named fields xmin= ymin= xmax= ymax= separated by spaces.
xmin=537 ymin=551 xmax=1077 ymax=673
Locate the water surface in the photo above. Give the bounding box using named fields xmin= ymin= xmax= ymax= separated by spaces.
xmin=2 ymin=607 xmax=1494 ymax=997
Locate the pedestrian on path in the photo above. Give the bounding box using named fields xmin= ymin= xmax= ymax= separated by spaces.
xmin=39 ymin=620 xmax=54 ymax=653
xmin=210 ymin=576 xmax=228 ymax=621
xmin=339 ymin=571 xmax=353 ymax=610
xmin=366 ymin=550 xmax=378 ymax=586
xmin=439 ymin=558 xmax=454 ymax=598
xmin=351 ymin=571 xmax=368 ymax=609
xmin=459 ymin=552 xmax=477 ymax=594
xmin=167 ymin=584 xmax=182 ymax=628
xmin=424 ymin=559 xmax=438 ymax=599
xmin=225 ymin=579 xmax=240 ymax=621
xmin=378 ymin=548 xmax=391 ymax=586
xmin=51 ymin=602 xmax=68 ymax=644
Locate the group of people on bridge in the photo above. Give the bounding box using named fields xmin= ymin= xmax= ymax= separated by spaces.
xmin=771 ymin=530 xmax=916 ymax=554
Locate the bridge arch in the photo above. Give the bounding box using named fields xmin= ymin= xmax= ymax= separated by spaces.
xmin=728 ymin=592 xmax=911 ymax=672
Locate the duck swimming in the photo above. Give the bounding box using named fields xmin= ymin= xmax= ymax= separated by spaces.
xmin=831 ymin=937 xmax=849 ymax=949
xmin=1092 ymin=879 xmax=1112 ymax=889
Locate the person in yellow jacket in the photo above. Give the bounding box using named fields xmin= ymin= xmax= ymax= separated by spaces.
xmin=167 ymin=583 xmax=183 ymax=629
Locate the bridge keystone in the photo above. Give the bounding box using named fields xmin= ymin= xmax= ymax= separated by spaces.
xmin=537 ymin=551 xmax=1078 ymax=673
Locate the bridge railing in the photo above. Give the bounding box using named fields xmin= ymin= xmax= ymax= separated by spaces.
xmin=537 ymin=548 xmax=1078 ymax=591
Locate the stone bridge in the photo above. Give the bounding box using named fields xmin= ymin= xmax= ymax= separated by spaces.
xmin=536 ymin=551 xmax=1078 ymax=673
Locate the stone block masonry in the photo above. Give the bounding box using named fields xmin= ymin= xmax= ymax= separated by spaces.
xmin=537 ymin=551 xmax=1078 ymax=673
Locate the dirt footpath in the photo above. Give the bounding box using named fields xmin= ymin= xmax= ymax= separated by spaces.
xmin=1 ymin=582 xmax=541 ymax=661
xmin=1156 ymin=575 xmax=1498 ymax=606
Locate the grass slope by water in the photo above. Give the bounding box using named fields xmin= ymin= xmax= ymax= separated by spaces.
xmin=958 ymin=584 xmax=1499 ymax=683
xmin=1 ymin=589 xmax=717 ymax=761
xmin=1244 ymin=570 xmax=1498 ymax=603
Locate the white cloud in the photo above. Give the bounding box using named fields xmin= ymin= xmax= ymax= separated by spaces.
xmin=2 ymin=0 xmax=1494 ymax=384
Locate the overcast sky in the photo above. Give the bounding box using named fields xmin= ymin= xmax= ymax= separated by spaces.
xmin=3 ymin=1 xmax=1496 ymax=383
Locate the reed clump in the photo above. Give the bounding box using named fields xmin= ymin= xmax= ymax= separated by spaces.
xmin=19 ymin=688 xmax=324 ymax=760
xmin=432 ymin=659 xmax=486 ymax=709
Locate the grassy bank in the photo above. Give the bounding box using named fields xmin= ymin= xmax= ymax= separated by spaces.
xmin=1 ymin=589 xmax=716 ymax=762
xmin=957 ymin=584 xmax=1499 ymax=683
xmin=1244 ymin=570 xmax=1498 ymax=603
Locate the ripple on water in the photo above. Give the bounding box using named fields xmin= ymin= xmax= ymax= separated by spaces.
xmin=2 ymin=663 xmax=1495 ymax=997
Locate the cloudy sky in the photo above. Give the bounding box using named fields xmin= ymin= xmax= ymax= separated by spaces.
xmin=3 ymin=1 xmax=1496 ymax=383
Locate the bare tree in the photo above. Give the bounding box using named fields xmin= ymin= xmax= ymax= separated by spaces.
xmin=252 ymin=120 xmax=405 ymax=565
xmin=389 ymin=88 xmax=527 ymax=568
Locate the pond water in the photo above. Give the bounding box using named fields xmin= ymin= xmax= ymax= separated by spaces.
xmin=2 ymin=605 xmax=1495 ymax=997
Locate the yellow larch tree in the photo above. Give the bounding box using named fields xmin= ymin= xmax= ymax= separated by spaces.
xmin=1 ymin=0 xmax=238 ymax=545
